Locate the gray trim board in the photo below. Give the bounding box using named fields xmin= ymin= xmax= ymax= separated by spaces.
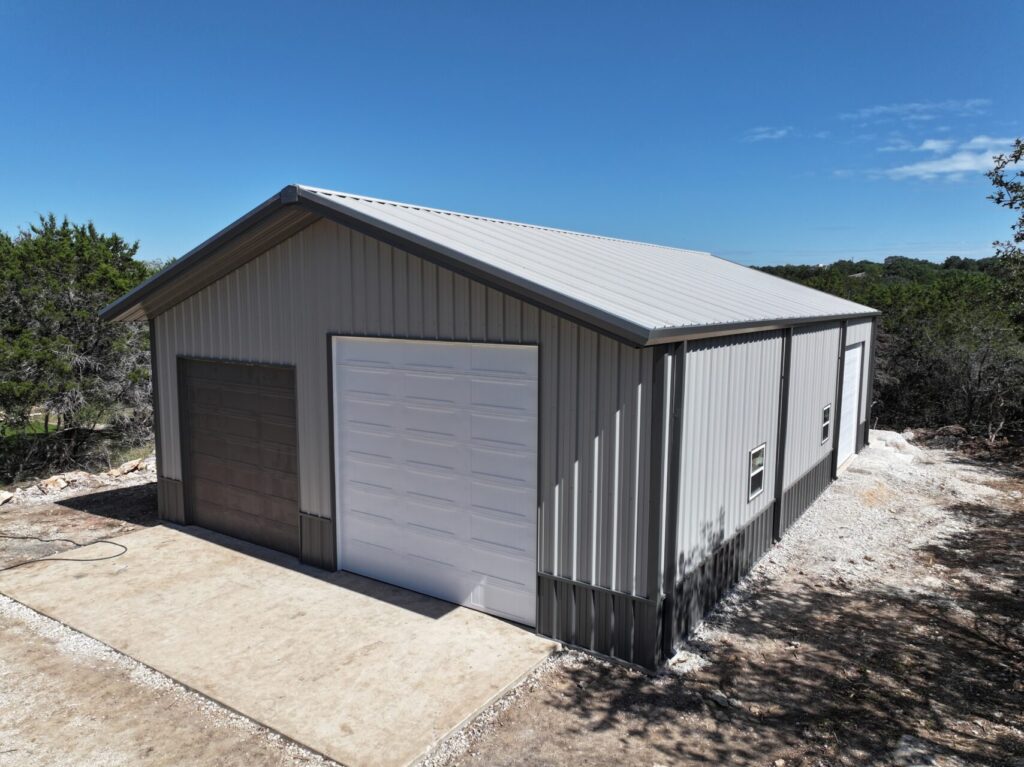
xmin=771 ymin=328 xmax=793 ymax=541
xmin=300 ymin=512 xmax=336 ymax=570
xmin=830 ymin=322 xmax=849 ymax=478
xmin=644 ymin=346 xmax=669 ymax=597
xmin=103 ymin=202 xmax=317 ymax=322
xmin=156 ymin=476 xmax=186 ymax=524
xmin=658 ymin=342 xmax=685 ymax=661
xmin=324 ymin=334 xmax=340 ymax=572
xmin=644 ymin=312 xmax=878 ymax=345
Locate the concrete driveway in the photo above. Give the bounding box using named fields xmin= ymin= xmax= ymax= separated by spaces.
xmin=0 ymin=524 xmax=555 ymax=767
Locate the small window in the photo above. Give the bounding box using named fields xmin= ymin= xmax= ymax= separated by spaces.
xmin=748 ymin=443 xmax=766 ymax=501
xmin=821 ymin=404 xmax=832 ymax=444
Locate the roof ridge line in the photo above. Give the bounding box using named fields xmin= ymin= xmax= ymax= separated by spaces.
xmin=296 ymin=185 xmax=712 ymax=255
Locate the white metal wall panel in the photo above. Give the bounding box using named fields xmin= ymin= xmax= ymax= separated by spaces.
xmin=332 ymin=337 xmax=537 ymax=625
xmin=152 ymin=218 xmax=657 ymax=599
xmin=837 ymin=344 xmax=863 ymax=466
xmin=845 ymin=319 xmax=873 ymax=425
xmin=675 ymin=332 xmax=783 ymax=577
xmin=783 ymin=323 xmax=841 ymax=487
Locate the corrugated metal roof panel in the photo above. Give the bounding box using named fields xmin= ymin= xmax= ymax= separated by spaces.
xmin=102 ymin=184 xmax=878 ymax=340
xmin=299 ymin=186 xmax=876 ymax=333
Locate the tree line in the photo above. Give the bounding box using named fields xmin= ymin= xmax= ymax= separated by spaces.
xmin=761 ymin=254 xmax=1023 ymax=442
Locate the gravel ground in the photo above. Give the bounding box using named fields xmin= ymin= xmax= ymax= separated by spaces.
xmin=423 ymin=431 xmax=1024 ymax=767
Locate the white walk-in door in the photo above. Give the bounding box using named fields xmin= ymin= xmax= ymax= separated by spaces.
xmin=837 ymin=344 xmax=863 ymax=467
xmin=332 ymin=337 xmax=538 ymax=626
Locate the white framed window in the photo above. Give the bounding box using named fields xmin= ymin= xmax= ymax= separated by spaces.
xmin=748 ymin=443 xmax=766 ymax=501
xmin=821 ymin=404 xmax=832 ymax=444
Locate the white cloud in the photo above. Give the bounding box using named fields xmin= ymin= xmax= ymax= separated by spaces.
xmin=877 ymin=138 xmax=914 ymax=152
xmin=743 ymin=126 xmax=793 ymax=142
xmin=877 ymin=137 xmax=953 ymax=153
xmin=884 ymin=151 xmax=998 ymax=181
xmin=877 ymin=135 xmax=1016 ymax=180
xmin=918 ymin=138 xmax=955 ymax=153
xmin=841 ymin=98 xmax=990 ymax=123
xmin=958 ymin=135 xmax=1015 ymax=152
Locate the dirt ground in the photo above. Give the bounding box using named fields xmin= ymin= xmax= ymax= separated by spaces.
xmin=428 ymin=433 xmax=1024 ymax=767
xmin=0 ymin=483 xmax=157 ymax=571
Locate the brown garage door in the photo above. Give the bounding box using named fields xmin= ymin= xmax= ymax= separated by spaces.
xmin=179 ymin=358 xmax=300 ymax=556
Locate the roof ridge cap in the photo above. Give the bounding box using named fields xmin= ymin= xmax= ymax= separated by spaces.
xmin=297 ymin=185 xmax=711 ymax=255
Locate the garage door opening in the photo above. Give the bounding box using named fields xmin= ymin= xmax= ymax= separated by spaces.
xmin=331 ymin=337 xmax=539 ymax=626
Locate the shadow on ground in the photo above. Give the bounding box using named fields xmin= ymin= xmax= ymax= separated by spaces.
xmin=56 ymin=483 xmax=159 ymax=526
xmin=0 ymin=482 xmax=157 ymax=569
xmin=541 ymin=495 xmax=1024 ymax=766
xmin=171 ymin=524 xmax=460 ymax=621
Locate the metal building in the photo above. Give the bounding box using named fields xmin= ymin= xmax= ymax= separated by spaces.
xmin=103 ymin=185 xmax=878 ymax=668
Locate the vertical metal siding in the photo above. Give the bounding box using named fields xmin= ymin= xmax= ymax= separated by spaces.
xmin=845 ymin=319 xmax=873 ymax=424
xmin=674 ymin=331 xmax=783 ymax=578
xmin=783 ymin=323 xmax=841 ymax=488
xmin=152 ymin=218 xmax=656 ymax=599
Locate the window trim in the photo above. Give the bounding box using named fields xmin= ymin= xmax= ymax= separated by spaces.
xmin=748 ymin=442 xmax=766 ymax=502
xmin=821 ymin=403 xmax=832 ymax=444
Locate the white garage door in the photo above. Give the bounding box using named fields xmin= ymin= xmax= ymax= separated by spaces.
xmin=836 ymin=343 xmax=863 ymax=467
xmin=332 ymin=337 xmax=538 ymax=626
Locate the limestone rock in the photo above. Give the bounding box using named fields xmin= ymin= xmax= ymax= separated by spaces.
xmin=38 ymin=476 xmax=68 ymax=493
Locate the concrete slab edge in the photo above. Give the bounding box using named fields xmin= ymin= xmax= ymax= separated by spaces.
xmin=414 ymin=642 xmax=563 ymax=767
xmin=0 ymin=590 xmax=346 ymax=766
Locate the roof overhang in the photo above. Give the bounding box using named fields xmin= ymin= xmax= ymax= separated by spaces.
xmin=102 ymin=185 xmax=880 ymax=346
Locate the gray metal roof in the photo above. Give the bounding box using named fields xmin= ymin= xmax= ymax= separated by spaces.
xmin=103 ymin=184 xmax=877 ymax=345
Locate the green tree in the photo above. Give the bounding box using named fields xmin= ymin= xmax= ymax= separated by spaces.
xmin=0 ymin=216 xmax=153 ymax=480
xmin=988 ymin=138 xmax=1024 ymax=319
xmin=760 ymin=253 xmax=1024 ymax=441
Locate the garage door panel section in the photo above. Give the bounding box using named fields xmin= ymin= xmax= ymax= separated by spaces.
xmin=181 ymin=358 xmax=300 ymax=557
xmin=334 ymin=337 xmax=538 ymax=626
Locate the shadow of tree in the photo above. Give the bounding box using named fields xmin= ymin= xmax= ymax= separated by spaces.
xmin=56 ymin=482 xmax=158 ymax=527
xmin=536 ymin=494 xmax=1024 ymax=766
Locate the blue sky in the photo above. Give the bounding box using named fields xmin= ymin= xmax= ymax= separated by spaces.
xmin=1 ymin=1 xmax=1020 ymax=266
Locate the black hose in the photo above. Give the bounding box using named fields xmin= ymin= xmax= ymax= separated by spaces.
xmin=0 ymin=532 xmax=127 ymax=572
